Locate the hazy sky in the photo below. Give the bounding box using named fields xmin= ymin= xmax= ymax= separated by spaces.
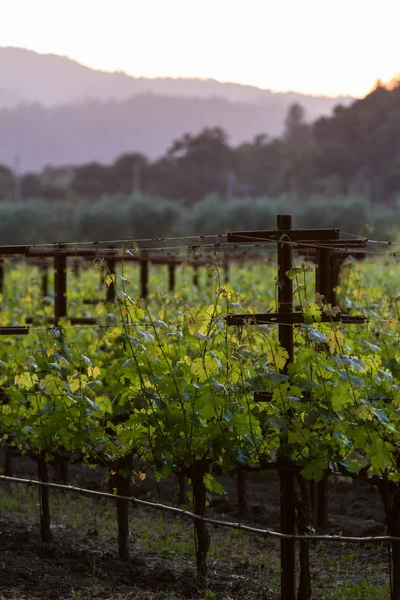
xmin=2 ymin=0 xmax=400 ymax=97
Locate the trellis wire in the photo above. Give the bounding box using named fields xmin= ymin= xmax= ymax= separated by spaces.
xmin=0 ymin=474 xmax=396 ymax=544
xmin=15 ymin=315 xmax=394 ymax=332
xmin=0 ymin=236 xmax=399 ymax=255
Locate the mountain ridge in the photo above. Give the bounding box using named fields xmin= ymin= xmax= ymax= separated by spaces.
xmin=0 ymin=46 xmax=354 ymax=107
xmin=0 ymin=46 xmax=355 ymax=171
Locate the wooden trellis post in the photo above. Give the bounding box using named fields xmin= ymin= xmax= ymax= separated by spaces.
xmin=40 ymin=263 xmax=49 ymax=298
xmin=54 ymin=252 xmax=67 ymax=325
xmin=0 ymin=258 xmax=3 ymax=294
xmin=140 ymin=251 xmax=149 ymax=299
xmin=193 ymin=263 xmax=199 ymax=288
xmin=168 ymin=263 xmax=176 ymax=292
xmin=277 ymin=215 xmax=296 ymax=600
xmin=297 ymin=247 xmax=366 ymax=310
xmin=223 ymin=253 xmax=229 ymax=283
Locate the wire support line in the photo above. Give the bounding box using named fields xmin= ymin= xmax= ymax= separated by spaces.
xmin=118 ymin=242 xmax=278 ymax=253
xmin=0 ymin=235 xmax=227 ymax=250
xmin=0 ymin=239 xmax=373 ymax=254
xmin=226 ymin=233 xmax=369 ymax=252
xmin=0 ymin=229 xmax=384 ymax=251
xmin=0 ymin=474 xmax=397 ymax=544
xmin=17 ymin=317 xmax=227 ymax=330
xmin=2 ymin=240 xmax=400 ymax=259
xmin=2 ymin=231 xmax=400 ymax=254
xmin=338 ymin=231 xmax=400 ymax=246
xmin=224 ymin=233 xmax=400 ymax=255
xmin=337 ymin=231 xmax=368 ymax=239
xmin=0 ymin=243 xmax=279 ymax=257
xmin=2 ymin=385 xmax=397 ymax=400
xmin=5 ymin=314 xmax=399 ymax=332
xmin=0 ymin=389 xmax=259 ymax=400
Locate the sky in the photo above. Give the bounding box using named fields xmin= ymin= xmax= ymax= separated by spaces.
xmin=2 ymin=0 xmax=400 ymax=97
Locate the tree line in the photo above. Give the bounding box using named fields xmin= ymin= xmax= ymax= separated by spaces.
xmin=1 ymin=80 xmax=400 ymax=204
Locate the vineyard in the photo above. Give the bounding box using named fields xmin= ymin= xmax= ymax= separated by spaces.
xmin=1 ymin=217 xmax=400 ymax=600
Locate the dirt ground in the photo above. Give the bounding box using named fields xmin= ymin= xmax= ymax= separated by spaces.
xmin=0 ymin=452 xmax=389 ymax=599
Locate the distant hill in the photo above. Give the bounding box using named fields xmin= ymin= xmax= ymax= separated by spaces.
xmin=0 ymin=47 xmax=354 ymax=108
xmin=0 ymin=46 xmax=355 ymax=171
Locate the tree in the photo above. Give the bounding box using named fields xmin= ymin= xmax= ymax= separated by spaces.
xmin=70 ymin=163 xmax=116 ymax=199
xmin=284 ymin=103 xmax=313 ymax=148
xmin=150 ymin=128 xmax=234 ymax=203
xmin=112 ymin=153 xmax=148 ymax=195
xmin=21 ymin=173 xmax=42 ymax=198
xmin=234 ymin=137 xmax=291 ymax=196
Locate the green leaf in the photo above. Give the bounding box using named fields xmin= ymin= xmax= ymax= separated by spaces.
xmin=301 ymin=460 xmax=325 ymax=482
xmin=378 ymin=370 xmax=393 ymax=383
xmin=211 ymin=378 xmax=226 ymax=392
xmin=197 ymin=332 xmax=211 ymax=342
xmin=307 ymin=327 xmax=326 ymax=343
xmin=364 ymin=341 xmax=381 ymax=352
xmin=204 ymin=473 xmax=225 ymax=494
xmin=304 ymin=302 xmax=322 ymax=323
xmin=138 ymin=330 xmax=154 ymax=343
xmin=286 ymin=267 xmax=304 ymax=280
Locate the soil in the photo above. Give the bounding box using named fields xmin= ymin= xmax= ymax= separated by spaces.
xmin=0 ymin=451 xmax=389 ymax=599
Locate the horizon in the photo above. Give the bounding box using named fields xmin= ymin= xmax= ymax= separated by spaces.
xmin=2 ymin=0 xmax=400 ymax=97
xmin=2 ymin=45 xmax=355 ymax=101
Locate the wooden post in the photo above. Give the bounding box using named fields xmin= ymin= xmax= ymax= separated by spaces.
xmin=223 ymin=263 xmax=229 ymax=284
xmin=277 ymin=214 xmax=296 ymax=600
xmin=37 ymin=456 xmax=53 ymax=542
xmin=115 ymin=470 xmax=131 ymax=562
xmin=140 ymin=253 xmax=148 ymax=299
xmin=296 ymin=474 xmax=312 ymax=600
xmin=330 ymin=255 xmax=345 ymax=307
xmin=176 ymin=472 xmax=187 ymax=505
xmin=193 ymin=263 xmax=199 ymax=287
xmin=40 ymin=264 xmax=48 ymax=298
xmin=223 ymin=254 xmax=229 ymax=283
xmin=4 ymin=448 xmax=13 ymax=476
xmin=237 ymin=469 xmax=248 ymax=518
xmin=168 ymin=263 xmax=175 ymax=292
xmin=54 ymin=254 xmax=67 ymax=324
xmin=277 ymin=215 xmax=294 ymax=362
xmin=388 ymin=489 xmax=400 ymax=600
xmin=192 ymin=463 xmax=210 ymax=585
xmin=0 ymin=259 xmax=3 ymax=294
